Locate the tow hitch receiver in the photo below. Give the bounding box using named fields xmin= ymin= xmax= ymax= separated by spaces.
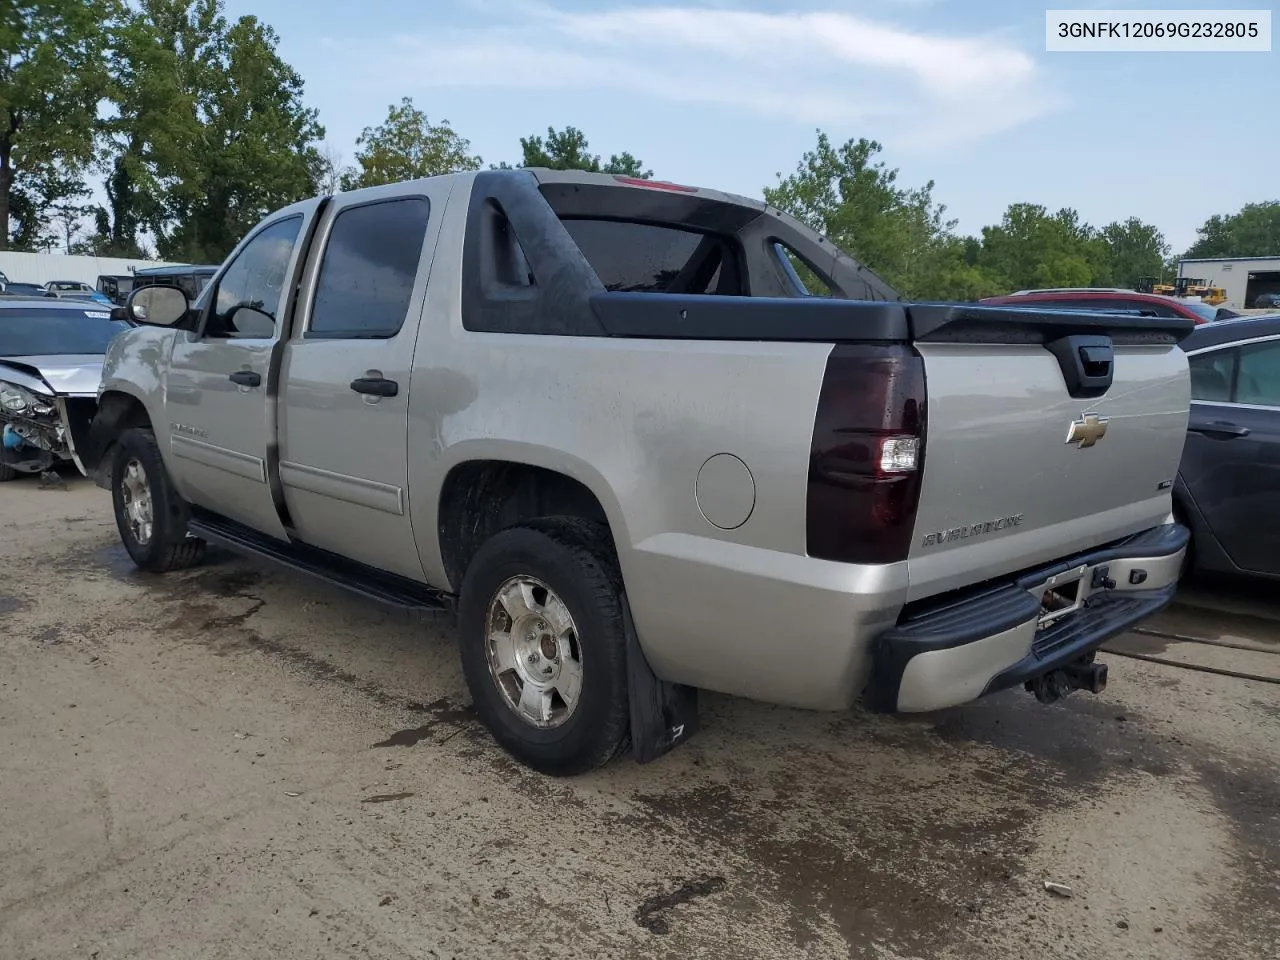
xmin=1025 ymin=655 xmax=1109 ymax=704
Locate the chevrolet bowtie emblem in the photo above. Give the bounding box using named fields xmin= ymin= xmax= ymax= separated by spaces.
xmin=1066 ymin=413 xmax=1109 ymax=448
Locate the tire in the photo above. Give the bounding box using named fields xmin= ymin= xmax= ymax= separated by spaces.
xmin=0 ymin=449 xmax=17 ymax=482
xmin=458 ymin=518 xmax=630 ymax=776
xmin=110 ymin=427 xmax=206 ymax=573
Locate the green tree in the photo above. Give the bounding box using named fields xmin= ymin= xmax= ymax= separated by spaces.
xmin=161 ymin=13 xmax=323 ymax=261
xmin=513 ymin=126 xmax=652 ymax=178
xmin=0 ymin=0 xmax=115 ymax=248
xmin=1098 ymin=217 xmax=1170 ymax=288
xmin=342 ymin=97 xmax=479 ymax=190
xmin=765 ymin=131 xmax=988 ymax=299
xmin=95 ymin=0 xmax=217 ymax=258
xmin=1183 ymin=201 xmax=1280 ymax=259
xmin=975 ymin=203 xmax=1103 ymax=291
xmin=95 ymin=1 xmax=322 ymax=262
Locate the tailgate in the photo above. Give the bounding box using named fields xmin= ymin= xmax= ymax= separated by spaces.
xmin=904 ymin=304 xmax=1192 ymax=603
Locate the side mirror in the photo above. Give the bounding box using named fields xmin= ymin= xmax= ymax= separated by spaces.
xmin=126 ymin=285 xmax=190 ymax=328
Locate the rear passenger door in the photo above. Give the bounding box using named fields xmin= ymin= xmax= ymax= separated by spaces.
xmin=1183 ymin=336 xmax=1280 ymax=576
xmin=278 ymin=184 xmax=447 ymax=580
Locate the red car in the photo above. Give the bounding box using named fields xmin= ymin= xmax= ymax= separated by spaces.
xmin=979 ymin=288 xmax=1235 ymax=324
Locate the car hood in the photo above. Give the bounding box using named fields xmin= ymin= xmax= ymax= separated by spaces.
xmin=0 ymin=355 xmax=104 ymax=397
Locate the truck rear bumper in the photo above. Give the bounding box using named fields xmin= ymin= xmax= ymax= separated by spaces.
xmin=865 ymin=523 xmax=1188 ymax=713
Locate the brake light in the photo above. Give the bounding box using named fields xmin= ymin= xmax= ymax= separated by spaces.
xmin=806 ymin=344 xmax=926 ymax=565
xmin=611 ymin=176 xmax=698 ymax=193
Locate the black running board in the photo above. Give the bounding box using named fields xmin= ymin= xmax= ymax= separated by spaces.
xmin=187 ymin=510 xmax=451 ymax=616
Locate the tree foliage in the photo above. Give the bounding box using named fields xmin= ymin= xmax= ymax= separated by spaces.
xmin=86 ymin=0 xmax=323 ymax=262
xmin=0 ymin=0 xmax=115 ymax=249
xmin=765 ymin=131 xmax=1176 ymax=300
xmin=341 ymin=97 xmax=480 ymax=190
xmin=765 ymin=133 xmax=989 ymax=299
xmin=514 ymin=126 xmax=651 ymax=178
xmin=1183 ymin=201 xmax=1280 ymax=260
xmin=1098 ymin=217 xmax=1171 ymax=288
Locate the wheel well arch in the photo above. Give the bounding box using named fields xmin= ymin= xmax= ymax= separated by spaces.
xmin=437 ymin=459 xmax=614 ymax=593
xmin=82 ymin=389 xmax=153 ymax=476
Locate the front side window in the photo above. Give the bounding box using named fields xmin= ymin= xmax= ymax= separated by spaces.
xmin=1235 ymin=340 xmax=1280 ymax=406
xmin=208 ymin=216 xmax=304 ymax=339
xmin=308 ymin=198 xmax=431 ymax=339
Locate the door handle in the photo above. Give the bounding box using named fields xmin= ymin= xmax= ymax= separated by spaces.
xmin=350 ymin=377 xmax=399 ymax=398
xmin=229 ymin=370 xmax=261 ymax=388
xmin=1188 ymin=419 xmax=1250 ymax=439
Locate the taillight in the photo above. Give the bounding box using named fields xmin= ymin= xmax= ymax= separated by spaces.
xmin=806 ymin=344 xmax=926 ymax=565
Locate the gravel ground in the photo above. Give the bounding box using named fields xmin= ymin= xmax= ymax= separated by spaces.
xmin=1 ymin=477 xmax=1278 ymax=960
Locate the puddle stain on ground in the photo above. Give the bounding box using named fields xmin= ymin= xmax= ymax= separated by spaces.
xmin=360 ymin=792 xmax=416 ymax=804
xmin=1189 ymin=754 xmax=1280 ymax=954
xmin=1148 ymin=600 xmax=1280 ymax=647
xmin=33 ymin=624 xmax=64 ymax=645
xmin=372 ymin=699 xmax=477 ymax=748
xmin=0 ymin=594 xmax=29 ymax=614
xmin=634 ymin=876 xmax=728 ymax=934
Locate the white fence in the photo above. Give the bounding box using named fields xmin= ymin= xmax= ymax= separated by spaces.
xmin=0 ymin=252 xmax=185 ymax=287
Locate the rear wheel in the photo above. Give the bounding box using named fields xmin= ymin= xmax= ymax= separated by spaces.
xmin=458 ymin=519 xmax=630 ymax=776
xmin=110 ymin=428 xmax=206 ymax=572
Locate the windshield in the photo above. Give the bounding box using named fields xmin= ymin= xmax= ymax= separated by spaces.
xmin=1182 ymin=301 xmax=1222 ymax=322
xmin=0 ymin=307 xmax=130 ymax=357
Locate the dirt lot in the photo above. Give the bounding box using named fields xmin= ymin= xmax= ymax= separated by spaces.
xmin=2 ymin=478 xmax=1278 ymax=960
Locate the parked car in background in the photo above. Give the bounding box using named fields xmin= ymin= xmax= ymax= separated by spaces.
xmin=45 ymin=280 xmax=95 ymax=295
xmin=1253 ymin=292 xmax=1280 ymax=310
xmin=97 ymin=274 xmax=135 ymax=305
xmin=131 ymin=264 xmax=218 ymax=301
xmin=45 ymin=281 xmax=114 ymax=307
xmin=1174 ymin=314 xmax=1280 ymax=580
xmin=83 ymin=169 xmax=1193 ymax=775
xmin=0 ymin=298 xmax=128 ymax=481
xmin=980 ymin=288 xmax=1237 ymax=324
xmin=2 ymin=282 xmax=51 ymax=298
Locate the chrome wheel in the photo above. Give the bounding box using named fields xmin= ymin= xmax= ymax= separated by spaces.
xmin=485 ymin=576 xmax=583 ymax=729
xmin=119 ymin=458 xmax=154 ymax=546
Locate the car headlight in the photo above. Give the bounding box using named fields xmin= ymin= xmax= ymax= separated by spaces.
xmin=0 ymin=381 xmax=54 ymax=416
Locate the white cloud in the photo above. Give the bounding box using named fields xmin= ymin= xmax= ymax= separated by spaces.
xmin=337 ymin=2 xmax=1058 ymax=146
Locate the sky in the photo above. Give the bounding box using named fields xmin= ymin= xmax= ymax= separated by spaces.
xmin=220 ymin=0 xmax=1279 ymax=253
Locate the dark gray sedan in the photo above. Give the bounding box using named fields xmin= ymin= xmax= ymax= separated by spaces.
xmin=1176 ymin=314 xmax=1280 ymax=579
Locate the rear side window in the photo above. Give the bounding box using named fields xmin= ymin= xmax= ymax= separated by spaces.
xmin=561 ymin=219 xmax=743 ymax=295
xmin=1189 ymin=349 xmax=1236 ymax=402
xmin=1236 ymin=340 xmax=1280 ymax=406
xmin=308 ymin=197 xmax=431 ymax=339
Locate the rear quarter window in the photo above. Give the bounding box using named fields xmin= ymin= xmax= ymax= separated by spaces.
xmin=561 ymin=219 xmax=744 ymax=296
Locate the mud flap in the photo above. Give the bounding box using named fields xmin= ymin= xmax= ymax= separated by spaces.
xmin=622 ymin=592 xmax=699 ymax=763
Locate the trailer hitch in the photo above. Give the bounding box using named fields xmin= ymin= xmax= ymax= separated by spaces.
xmin=1025 ymin=654 xmax=1109 ymax=704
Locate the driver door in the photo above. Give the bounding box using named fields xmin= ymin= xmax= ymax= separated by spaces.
xmin=163 ymin=206 xmax=320 ymax=540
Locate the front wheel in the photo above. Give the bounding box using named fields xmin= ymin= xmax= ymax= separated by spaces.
xmin=458 ymin=519 xmax=630 ymax=776
xmin=110 ymin=427 xmax=206 ymax=573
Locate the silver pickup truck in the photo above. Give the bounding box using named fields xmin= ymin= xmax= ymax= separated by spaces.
xmin=83 ymin=169 xmax=1193 ymax=775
